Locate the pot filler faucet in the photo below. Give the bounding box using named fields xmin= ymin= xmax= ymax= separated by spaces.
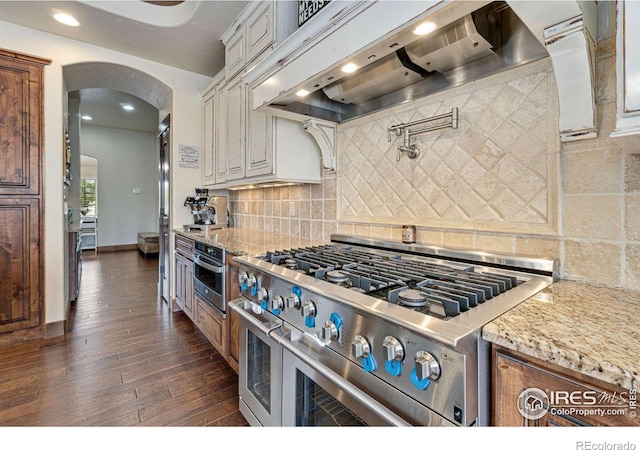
xmin=388 ymin=107 xmax=458 ymax=161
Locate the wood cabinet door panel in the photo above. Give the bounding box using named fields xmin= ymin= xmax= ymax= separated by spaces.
xmin=195 ymin=294 xmax=227 ymax=357
xmin=0 ymin=59 xmax=41 ymax=195
xmin=0 ymin=198 xmax=40 ymax=332
xmin=493 ymin=349 xmax=637 ymax=427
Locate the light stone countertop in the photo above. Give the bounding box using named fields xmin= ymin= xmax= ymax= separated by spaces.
xmin=173 ymin=226 xmax=328 ymax=257
xmin=482 ymin=280 xmax=640 ymax=390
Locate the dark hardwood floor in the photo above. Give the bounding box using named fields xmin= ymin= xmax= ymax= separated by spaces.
xmin=0 ymin=250 xmax=248 ymax=426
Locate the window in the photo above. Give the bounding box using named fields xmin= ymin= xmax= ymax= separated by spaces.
xmin=81 ymin=178 xmax=97 ymax=216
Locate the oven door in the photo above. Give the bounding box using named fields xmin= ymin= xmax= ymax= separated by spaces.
xmin=275 ymin=331 xmax=449 ymax=426
xmin=193 ymin=252 xmax=225 ymax=313
xmin=232 ymin=299 xmax=283 ymax=427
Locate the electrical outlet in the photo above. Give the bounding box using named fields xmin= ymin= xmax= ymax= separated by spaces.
xmin=132 ymin=188 xmax=141 ymax=194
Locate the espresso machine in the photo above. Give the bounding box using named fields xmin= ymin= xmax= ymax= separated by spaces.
xmin=184 ymin=189 xmax=228 ymax=231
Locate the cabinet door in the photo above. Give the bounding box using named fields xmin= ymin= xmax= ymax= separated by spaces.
xmin=202 ymin=94 xmax=216 ymax=185
xmin=226 ymin=257 xmax=240 ymax=373
xmin=246 ymin=1 xmax=274 ymax=63
xmin=174 ymin=254 xmax=185 ymax=311
xmin=245 ymin=83 xmax=274 ymax=178
xmin=225 ymin=27 xmax=246 ymax=80
xmin=183 ymin=258 xmax=194 ymax=319
xmin=225 ymin=73 xmax=246 ymax=181
xmin=493 ymin=349 xmax=637 ymax=427
xmin=0 ymin=198 xmax=41 ymax=333
xmin=0 ymin=57 xmax=42 ymax=196
xmin=215 ymin=83 xmax=228 ymax=184
xmin=195 ymin=293 xmax=227 ymax=357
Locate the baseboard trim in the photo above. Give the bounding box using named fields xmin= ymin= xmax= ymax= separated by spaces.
xmin=44 ymin=320 xmax=65 ymax=338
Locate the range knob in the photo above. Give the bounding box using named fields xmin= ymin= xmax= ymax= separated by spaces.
xmin=287 ymin=292 xmax=301 ymax=310
xmin=321 ymin=320 xmax=338 ymax=341
xmin=352 ymin=335 xmax=371 ymax=359
xmin=414 ymin=351 xmax=441 ymax=381
xmin=269 ymin=295 xmax=284 ymax=311
xmin=246 ymin=274 xmax=257 ymax=288
xmin=257 ymin=287 xmax=269 ymax=302
xmin=382 ymin=336 xmax=404 ymax=362
xmin=301 ymin=300 xmax=316 ymax=318
xmin=238 ymin=271 xmax=248 ymax=285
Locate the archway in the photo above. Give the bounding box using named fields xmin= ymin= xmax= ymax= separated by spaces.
xmin=63 ymin=61 xmax=173 ymax=301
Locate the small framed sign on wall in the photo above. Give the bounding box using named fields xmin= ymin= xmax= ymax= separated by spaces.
xmin=298 ymin=1 xmax=331 ymax=27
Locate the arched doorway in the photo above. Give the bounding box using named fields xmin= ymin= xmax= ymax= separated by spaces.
xmin=63 ymin=62 xmax=173 ymax=302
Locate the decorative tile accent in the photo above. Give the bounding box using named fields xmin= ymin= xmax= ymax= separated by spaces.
xmin=337 ymin=59 xmax=560 ymax=235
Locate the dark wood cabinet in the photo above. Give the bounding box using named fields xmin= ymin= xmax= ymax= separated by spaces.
xmin=0 ymin=49 xmax=50 ymax=340
xmin=492 ymin=346 xmax=637 ymax=427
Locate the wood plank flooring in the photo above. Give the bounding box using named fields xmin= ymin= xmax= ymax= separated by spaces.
xmin=0 ymin=250 xmax=248 ymax=426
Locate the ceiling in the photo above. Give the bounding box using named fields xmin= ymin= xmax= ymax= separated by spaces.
xmin=0 ymin=0 xmax=249 ymax=132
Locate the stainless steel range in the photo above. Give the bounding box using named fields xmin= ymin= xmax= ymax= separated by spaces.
xmin=230 ymin=234 xmax=557 ymax=427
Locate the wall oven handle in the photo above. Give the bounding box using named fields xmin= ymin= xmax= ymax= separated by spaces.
xmin=194 ymin=253 xmax=224 ymax=273
xmin=272 ymin=332 xmax=412 ymax=427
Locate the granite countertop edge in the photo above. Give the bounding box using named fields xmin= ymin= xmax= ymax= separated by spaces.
xmin=482 ymin=281 xmax=640 ymax=391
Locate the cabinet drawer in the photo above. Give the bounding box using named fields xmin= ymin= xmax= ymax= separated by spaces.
xmin=175 ymin=235 xmax=194 ymax=259
xmin=195 ymin=294 xmax=228 ymax=356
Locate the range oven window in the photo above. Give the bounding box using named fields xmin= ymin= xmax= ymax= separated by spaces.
xmin=294 ymin=369 xmax=366 ymax=426
xmin=247 ymin=329 xmax=273 ymax=413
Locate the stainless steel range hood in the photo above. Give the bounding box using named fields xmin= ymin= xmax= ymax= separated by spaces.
xmin=247 ymin=2 xmax=548 ymax=124
xmin=244 ymin=0 xmax=597 ymax=143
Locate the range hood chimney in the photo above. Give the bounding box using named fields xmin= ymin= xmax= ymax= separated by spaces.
xmin=244 ymin=0 xmax=597 ymax=144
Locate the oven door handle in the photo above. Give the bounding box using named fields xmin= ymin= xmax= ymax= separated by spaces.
xmin=194 ymin=253 xmax=225 ymax=273
xmin=272 ymin=332 xmax=412 ymax=427
xmin=230 ymin=299 xmax=283 ymax=335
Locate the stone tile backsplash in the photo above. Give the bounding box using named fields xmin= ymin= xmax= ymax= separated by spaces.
xmin=230 ymin=37 xmax=639 ymax=292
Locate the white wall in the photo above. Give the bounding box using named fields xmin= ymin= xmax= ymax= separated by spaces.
xmin=0 ymin=20 xmax=212 ymax=325
xmin=81 ymin=125 xmax=159 ymax=246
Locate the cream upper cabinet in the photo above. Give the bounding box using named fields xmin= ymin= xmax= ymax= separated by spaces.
xmin=246 ymin=1 xmax=275 ymax=63
xmin=201 ymin=70 xmax=224 ymax=187
xmin=612 ymin=0 xmax=640 ymax=152
xmin=204 ymin=0 xmax=323 ymax=188
xmin=224 ymin=25 xmax=245 ymax=80
xmin=215 ymin=81 xmax=228 ymax=185
xmin=202 ymin=95 xmax=215 ymax=184
xmin=225 ymin=71 xmax=246 ymax=181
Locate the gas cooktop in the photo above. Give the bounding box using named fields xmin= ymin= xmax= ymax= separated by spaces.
xmin=261 ymin=243 xmax=522 ymax=321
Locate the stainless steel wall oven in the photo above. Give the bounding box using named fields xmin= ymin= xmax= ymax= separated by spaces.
xmin=193 ymin=241 xmax=226 ymax=314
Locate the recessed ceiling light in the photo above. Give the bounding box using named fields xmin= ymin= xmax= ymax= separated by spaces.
xmin=81 ymin=115 xmax=92 ymax=120
xmin=341 ymin=63 xmax=359 ymax=74
xmin=295 ymin=89 xmax=310 ymax=97
xmin=413 ymin=21 xmax=437 ymax=36
xmin=53 ymin=12 xmax=80 ymax=27
xmin=122 ymin=104 xmax=135 ymax=111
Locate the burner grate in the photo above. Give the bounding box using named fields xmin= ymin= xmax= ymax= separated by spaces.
xmin=260 ymin=244 xmax=523 ymax=319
